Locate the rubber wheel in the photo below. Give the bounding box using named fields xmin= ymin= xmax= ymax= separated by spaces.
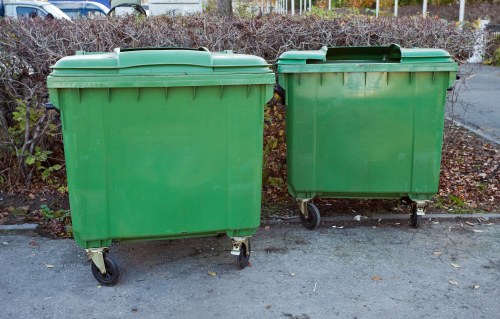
xmin=410 ymin=203 xmax=420 ymax=228
xmin=236 ymin=241 xmax=251 ymax=270
xmin=299 ymin=203 xmax=321 ymax=230
xmin=91 ymin=254 xmax=120 ymax=286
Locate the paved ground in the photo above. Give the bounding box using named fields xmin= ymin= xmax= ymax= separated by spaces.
xmin=447 ymin=64 xmax=500 ymax=145
xmin=1 ymin=219 xmax=499 ymax=319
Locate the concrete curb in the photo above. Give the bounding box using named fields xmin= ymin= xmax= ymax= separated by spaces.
xmin=0 ymin=224 xmax=38 ymax=232
xmin=446 ymin=116 xmax=500 ymax=145
xmin=263 ymin=213 xmax=500 ymax=224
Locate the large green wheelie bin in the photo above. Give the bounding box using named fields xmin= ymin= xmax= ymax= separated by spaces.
xmin=276 ymin=44 xmax=458 ymax=229
xmin=47 ymin=47 xmax=275 ymax=285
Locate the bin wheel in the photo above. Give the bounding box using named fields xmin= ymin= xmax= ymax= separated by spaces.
xmin=91 ymin=254 xmax=120 ymax=286
xmin=410 ymin=203 xmax=420 ymax=228
xmin=236 ymin=241 xmax=251 ymax=270
xmin=299 ymin=203 xmax=320 ymax=230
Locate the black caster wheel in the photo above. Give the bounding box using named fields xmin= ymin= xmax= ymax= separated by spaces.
xmin=299 ymin=203 xmax=320 ymax=230
xmin=410 ymin=203 xmax=420 ymax=228
xmin=91 ymin=254 xmax=120 ymax=286
xmin=236 ymin=241 xmax=251 ymax=270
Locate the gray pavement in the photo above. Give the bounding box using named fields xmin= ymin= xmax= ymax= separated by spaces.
xmin=447 ymin=64 xmax=500 ymax=145
xmin=1 ymin=220 xmax=499 ymax=319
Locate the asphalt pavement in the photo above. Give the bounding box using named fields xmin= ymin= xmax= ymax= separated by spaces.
xmin=447 ymin=64 xmax=500 ymax=145
xmin=1 ymin=219 xmax=499 ymax=319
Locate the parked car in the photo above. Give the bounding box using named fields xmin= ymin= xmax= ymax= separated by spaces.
xmin=1 ymin=0 xmax=71 ymax=20
xmin=49 ymin=0 xmax=109 ymax=19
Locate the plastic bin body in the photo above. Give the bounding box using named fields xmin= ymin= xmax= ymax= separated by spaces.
xmin=277 ymin=45 xmax=458 ymax=202
xmin=47 ymin=48 xmax=274 ymax=249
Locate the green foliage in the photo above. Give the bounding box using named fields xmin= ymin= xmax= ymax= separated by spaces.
xmin=307 ymin=6 xmax=344 ymax=17
xmin=203 ymin=0 xmax=217 ymax=13
xmin=5 ymin=102 xmax=60 ymax=182
xmin=25 ymin=147 xmax=62 ymax=181
xmin=234 ymin=0 xmax=253 ymax=17
xmin=449 ymin=195 xmax=466 ymax=207
xmin=492 ymin=46 xmax=500 ymax=65
xmin=39 ymin=204 xmax=72 ymax=235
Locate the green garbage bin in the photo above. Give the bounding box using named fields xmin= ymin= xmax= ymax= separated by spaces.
xmin=47 ymin=47 xmax=275 ymax=285
xmin=277 ymin=44 xmax=458 ymax=229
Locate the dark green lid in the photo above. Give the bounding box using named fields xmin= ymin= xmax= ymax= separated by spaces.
xmin=277 ymin=44 xmax=456 ymax=64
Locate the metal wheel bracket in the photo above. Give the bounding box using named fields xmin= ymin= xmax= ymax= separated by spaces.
xmin=230 ymin=237 xmax=250 ymax=256
xmin=86 ymin=248 xmax=108 ymax=275
xmin=415 ymin=200 xmax=427 ymax=216
xmin=298 ymin=198 xmax=312 ymax=218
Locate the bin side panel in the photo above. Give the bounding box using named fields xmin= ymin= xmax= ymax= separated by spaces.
xmin=61 ymin=84 xmax=268 ymax=248
xmin=410 ymin=72 xmax=448 ymax=200
xmin=59 ymin=88 xmax=111 ymax=248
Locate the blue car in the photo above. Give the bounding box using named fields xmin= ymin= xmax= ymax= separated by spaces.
xmin=49 ymin=0 xmax=109 ymax=19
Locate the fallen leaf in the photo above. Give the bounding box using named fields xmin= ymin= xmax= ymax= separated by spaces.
xmin=28 ymin=193 xmax=36 ymax=199
xmin=472 ymin=284 xmax=480 ymax=289
xmin=472 ymin=230 xmax=484 ymax=233
xmin=451 ymin=263 xmax=461 ymax=269
xmin=45 ymin=264 xmax=55 ymax=268
xmin=433 ymin=252 xmax=443 ymax=256
xmin=265 ymin=305 xmax=272 ymax=310
xmin=29 ymin=240 xmax=39 ymax=247
xmin=207 ymin=271 xmax=217 ymax=277
xmin=449 ymin=280 xmax=459 ymax=286
xmin=465 ymin=221 xmax=475 ymax=226
xmin=264 ymin=226 xmax=271 ymax=231
xmin=371 ymin=275 xmax=382 ymax=281
xmin=97 ymin=285 xmax=102 ymax=288
xmin=290 ymin=272 xmax=296 ymax=277
xmin=354 ymin=215 xmax=362 ymax=221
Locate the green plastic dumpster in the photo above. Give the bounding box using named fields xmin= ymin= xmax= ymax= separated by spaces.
xmin=277 ymin=44 xmax=458 ymax=230
xmin=47 ymin=47 xmax=275 ymax=285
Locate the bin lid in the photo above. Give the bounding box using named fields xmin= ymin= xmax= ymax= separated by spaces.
xmin=277 ymin=44 xmax=457 ymax=69
xmin=49 ymin=47 xmax=273 ymax=76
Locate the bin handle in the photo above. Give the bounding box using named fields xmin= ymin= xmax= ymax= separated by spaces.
xmin=45 ymin=103 xmax=60 ymax=114
xmin=119 ymin=47 xmax=210 ymax=53
xmin=274 ymin=84 xmax=285 ymax=105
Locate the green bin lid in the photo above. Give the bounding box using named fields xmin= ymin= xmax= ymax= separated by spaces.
xmin=277 ymin=44 xmax=455 ymax=64
xmin=50 ymin=47 xmax=273 ymax=76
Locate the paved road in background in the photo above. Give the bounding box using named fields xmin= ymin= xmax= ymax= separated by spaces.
xmin=1 ymin=220 xmax=499 ymax=319
xmin=447 ymin=64 xmax=500 ymax=145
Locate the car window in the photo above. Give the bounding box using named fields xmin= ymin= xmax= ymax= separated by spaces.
xmin=87 ymin=9 xmax=106 ymax=18
xmin=16 ymin=6 xmax=47 ymax=19
xmin=60 ymin=8 xmax=81 ymax=19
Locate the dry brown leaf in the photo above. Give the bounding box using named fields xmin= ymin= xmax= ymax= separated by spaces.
xmin=433 ymin=251 xmax=443 ymax=256
xmin=207 ymin=271 xmax=217 ymax=277
xmin=449 ymin=280 xmax=459 ymax=286
xmin=371 ymin=275 xmax=382 ymax=281
xmin=465 ymin=221 xmax=475 ymax=226
xmin=45 ymin=264 xmax=55 ymax=268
